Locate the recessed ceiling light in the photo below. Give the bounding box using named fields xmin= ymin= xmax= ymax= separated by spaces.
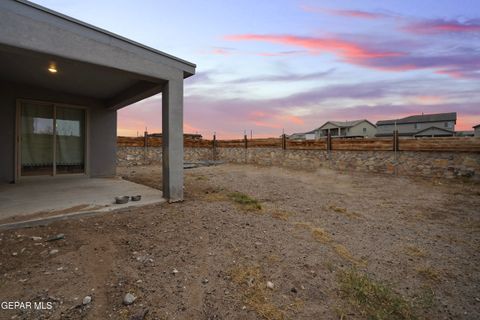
xmin=48 ymin=65 xmax=57 ymax=73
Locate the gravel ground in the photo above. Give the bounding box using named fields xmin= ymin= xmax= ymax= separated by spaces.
xmin=0 ymin=164 xmax=479 ymax=320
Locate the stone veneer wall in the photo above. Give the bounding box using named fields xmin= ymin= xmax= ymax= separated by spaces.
xmin=117 ymin=146 xmax=480 ymax=181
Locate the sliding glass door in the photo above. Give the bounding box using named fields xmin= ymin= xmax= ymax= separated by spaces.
xmin=20 ymin=102 xmax=54 ymax=176
xmin=55 ymin=107 xmax=86 ymax=174
xmin=20 ymin=102 xmax=86 ymax=177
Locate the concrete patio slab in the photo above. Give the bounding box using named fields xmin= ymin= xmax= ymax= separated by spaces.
xmin=0 ymin=176 xmax=164 ymax=228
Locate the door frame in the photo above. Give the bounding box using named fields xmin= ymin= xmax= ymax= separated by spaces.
xmin=15 ymin=99 xmax=90 ymax=182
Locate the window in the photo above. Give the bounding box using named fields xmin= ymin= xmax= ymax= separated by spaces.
xmin=363 ymin=128 xmax=367 ymax=133
xmin=414 ymin=123 xmax=418 ymax=129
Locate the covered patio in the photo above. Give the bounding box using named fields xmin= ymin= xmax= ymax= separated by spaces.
xmin=0 ymin=0 xmax=196 ymax=222
xmin=0 ymin=177 xmax=164 ymax=229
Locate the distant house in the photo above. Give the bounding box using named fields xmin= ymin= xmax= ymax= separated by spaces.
xmin=376 ymin=112 xmax=456 ymax=137
xmin=474 ymin=124 xmax=480 ymax=137
xmin=288 ymin=130 xmax=316 ymax=140
xmin=288 ymin=119 xmax=376 ymax=140
xmin=317 ymin=119 xmax=377 ymax=138
xmin=148 ymin=133 xmax=203 ymax=140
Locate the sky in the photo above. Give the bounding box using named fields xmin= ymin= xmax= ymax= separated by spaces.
xmin=36 ymin=0 xmax=480 ymax=138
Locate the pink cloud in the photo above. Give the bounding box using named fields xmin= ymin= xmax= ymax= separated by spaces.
xmin=225 ymin=33 xmax=480 ymax=78
xmin=283 ymin=115 xmax=304 ymax=125
xmin=225 ymin=34 xmax=403 ymax=60
xmin=301 ymin=5 xmax=386 ymax=20
xmin=404 ymin=19 xmax=480 ymax=34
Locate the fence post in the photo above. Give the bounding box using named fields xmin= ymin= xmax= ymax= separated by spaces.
xmin=393 ymin=130 xmax=399 ymax=176
xmin=244 ymin=134 xmax=248 ymax=149
xmin=144 ymin=131 xmax=148 ymax=164
xmin=282 ymin=134 xmax=287 ymax=150
xmin=327 ymin=132 xmax=332 ymax=151
xmin=212 ymin=134 xmax=216 ymax=161
xmin=392 ymin=130 xmax=399 ymax=152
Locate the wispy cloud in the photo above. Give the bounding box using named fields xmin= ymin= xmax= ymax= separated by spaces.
xmin=224 ymin=68 xmax=335 ymax=84
xmin=225 ymin=34 xmax=403 ymax=59
xmin=403 ymin=18 xmax=480 ymax=34
xmin=301 ymin=5 xmax=388 ymax=20
xmin=225 ymin=33 xmax=480 ymax=78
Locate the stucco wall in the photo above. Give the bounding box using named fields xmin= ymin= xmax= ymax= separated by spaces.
xmin=118 ymin=146 xmax=480 ymax=181
xmin=0 ymin=81 xmax=117 ymax=183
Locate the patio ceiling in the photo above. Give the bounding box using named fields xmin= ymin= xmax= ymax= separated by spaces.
xmin=0 ymin=44 xmax=165 ymax=106
xmin=0 ymin=0 xmax=196 ymax=110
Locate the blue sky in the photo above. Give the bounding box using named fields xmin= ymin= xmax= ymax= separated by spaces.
xmin=35 ymin=0 xmax=480 ymax=137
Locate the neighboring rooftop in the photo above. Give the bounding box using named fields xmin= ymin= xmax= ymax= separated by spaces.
xmin=320 ymin=119 xmax=373 ymax=128
xmin=377 ymin=112 xmax=457 ymax=126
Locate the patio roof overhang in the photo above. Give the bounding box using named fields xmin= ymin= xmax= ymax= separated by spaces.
xmin=0 ymin=0 xmax=196 ymax=110
xmin=0 ymin=0 xmax=196 ymax=202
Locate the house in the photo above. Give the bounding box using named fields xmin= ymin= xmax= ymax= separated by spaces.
xmin=148 ymin=133 xmax=203 ymax=140
xmin=0 ymin=0 xmax=196 ymax=202
xmin=317 ymin=120 xmax=377 ymax=138
xmin=474 ymin=124 xmax=480 ymax=137
xmin=288 ymin=130 xmax=316 ymax=140
xmin=375 ymin=112 xmax=456 ymax=137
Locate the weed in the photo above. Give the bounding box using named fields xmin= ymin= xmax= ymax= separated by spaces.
xmin=412 ymin=286 xmax=435 ymax=309
xmin=338 ymin=269 xmax=415 ymax=320
xmin=230 ymin=265 xmax=285 ymax=320
xmin=416 ymin=266 xmax=440 ymax=282
xmin=229 ymin=192 xmax=262 ymax=211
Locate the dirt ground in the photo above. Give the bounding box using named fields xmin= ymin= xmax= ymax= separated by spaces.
xmin=0 ymin=164 xmax=479 ymax=320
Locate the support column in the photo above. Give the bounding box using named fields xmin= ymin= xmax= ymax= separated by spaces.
xmin=162 ymin=77 xmax=184 ymax=202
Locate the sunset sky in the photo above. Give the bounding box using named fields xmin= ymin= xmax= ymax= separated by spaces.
xmin=36 ymin=0 xmax=480 ymax=138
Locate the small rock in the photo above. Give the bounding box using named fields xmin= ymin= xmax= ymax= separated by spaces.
xmin=49 ymin=249 xmax=59 ymax=255
xmin=82 ymin=296 xmax=92 ymax=305
xmin=130 ymin=308 xmax=149 ymax=320
xmin=31 ymin=236 xmax=42 ymax=241
xmin=266 ymin=281 xmax=274 ymax=289
xmin=202 ymin=278 xmax=209 ymax=284
xmin=172 ymin=268 xmax=179 ymax=275
xmin=123 ymin=293 xmax=136 ymax=305
xmin=11 ymin=252 xmax=18 ymax=256
xmin=291 ymin=287 xmax=297 ymax=293
xmin=47 ymin=234 xmax=65 ymax=242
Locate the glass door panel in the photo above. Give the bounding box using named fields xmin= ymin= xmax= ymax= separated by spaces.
xmin=20 ymin=103 xmax=54 ymax=176
xmin=55 ymin=107 xmax=86 ymax=174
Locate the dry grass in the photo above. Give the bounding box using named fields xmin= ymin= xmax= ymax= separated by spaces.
xmin=229 ymin=192 xmax=262 ymax=211
xmin=271 ymin=211 xmax=292 ymax=221
xmin=328 ymin=205 xmax=362 ymax=219
xmin=229 ymin=265 xmax=285 ymax=320
xmin=338 ymin=269 xmax=416 ymax=320
xmin=293 ymin=221 xmax=364 ymax=266
xmin=416 ymin=266 xmax=441 ymax=282
xmin=404 ymin=245 xmax=427 ymax=258
xmin=334 ymin=244 xmax=366 ymax=266
xmin=293 ymin=221 xmax=313 ymax=229
xmin=202 ymin=187 xmax=228 ymax=202
xmin=286 ymin=297 xmax=305 ymax=313
xmin=311 ymin=227 xmax=332 ymax=243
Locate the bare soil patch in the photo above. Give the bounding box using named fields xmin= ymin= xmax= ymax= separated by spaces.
xmin=1 ymin=164 xmax=479 ymax=319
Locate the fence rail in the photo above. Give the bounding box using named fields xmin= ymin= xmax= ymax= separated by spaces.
xmin=118 ymin=135 xmax=480 ymax=152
